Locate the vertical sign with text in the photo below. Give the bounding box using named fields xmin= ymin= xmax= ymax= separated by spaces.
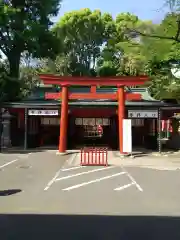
xmin=123 ymin=119 xmax=132 ymax=153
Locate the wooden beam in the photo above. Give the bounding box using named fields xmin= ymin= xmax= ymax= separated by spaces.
xmin=45 ymin=92 xmax=141 ymax=100
xmin=90 ymin=85 xmax=96 ymax=93
xmin=126 ymin=93 xmax=141 ymax=100
xmin=40 ymin=74 xmax=148 ymax=86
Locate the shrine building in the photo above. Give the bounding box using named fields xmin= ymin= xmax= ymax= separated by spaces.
xmin=1 ymin=74 xmax=180 ymax=154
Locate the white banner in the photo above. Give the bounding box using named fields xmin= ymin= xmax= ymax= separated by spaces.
xmin=123 ymin=119 xmax=132 ymax=153
xmin=128 ymin=110 xmax=158 ymax=118
xmin=28 ymin=110 xmax=59 ymax=116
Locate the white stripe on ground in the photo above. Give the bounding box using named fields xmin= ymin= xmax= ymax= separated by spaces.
xmin=44 ymin=153 xmax=78 ymax=191
xmin=44 ymin=168 xmax=62 ymax=191
xmin=62 ymin=172 xmax=126 ymax=191
xmin=61 ymin=166 xmax=86 ymax=172
xmin=121 ymin=166 xmax=143 ymax=192
xmin=114 ymin=182 xmax=134 ymax=191
xmin=55 ymin=166 xmax=116 ymax=182
xmin=68 ymin=153 xmax=78 ymax=165
xmin=0 ymin=159 xmax=19 ymax=169
xmin=61 ymin=152 xmax=78 ymax=168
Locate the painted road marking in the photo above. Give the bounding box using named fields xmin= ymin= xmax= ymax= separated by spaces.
xmin=121 ymin=165 xmax=143 ymax=192
xmin=62 ymin=172 xmax=126 ymax=191
xmin=0 ymin=159 xmax=19 ymax=169
xmin=61 ymin=166 xmax=86 ymax=172
xmin=44 ymin=153 xmax=79 ymax=191
xmin=55 ymin=166 xmax=116 ymax=182
xmin=67 ymin=153 xmax=78 ymax=165
xmin=44 ymin=167 xmax=62 ymax=191
xmin=125 ymin=171 xmax=143 ymax=192
xmin=114 ymin=182 xmax=134 ymax=191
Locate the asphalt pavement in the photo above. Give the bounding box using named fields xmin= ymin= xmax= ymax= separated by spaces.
xmin=0 ymin=151 xmax=180 ymax=239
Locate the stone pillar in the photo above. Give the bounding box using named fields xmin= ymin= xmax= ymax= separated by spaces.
xmin=59 ymin=85 xmax=68 ymax=153
xmin=1 ymin=109 xmax=12 ymax=149
xmin=117 ymin=87 xmax=125 ymax=154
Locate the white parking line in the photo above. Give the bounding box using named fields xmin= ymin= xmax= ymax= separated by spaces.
xmin=114 ymin=182 xmax=134 ymax=191
xmin=0 ymin=159 xmax=18 ymax=169
xmin=44 ymin=153 xmax=79 ymax=191
xmin=67 ymin=153 xmax=78 ymax=165
xmin=61 ymin=166 xmax=86 ymax=172
xmin=126 ymin=171 xmax=143 ymax=192
xmin=121 ymin=166 xmax=143 ymax=192
xmin=55 ymin=166 xmax=116 ymax=182
xmin=62 ymin=172 xmax=126 ymax=191
xmin=44 ymin=168 xmax=62 ymax=191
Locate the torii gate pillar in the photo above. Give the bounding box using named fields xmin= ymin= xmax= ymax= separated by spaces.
xmin=59 ymin=86 xmax=68 ymax=153
xmin=118 ymin=87 xmax=125 ymax=154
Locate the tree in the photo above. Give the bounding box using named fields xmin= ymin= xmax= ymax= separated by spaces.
xmin=0 ymin=0 xmax=61 ymax=79
xmin=53 ymin=8 xmax=115 ymax=76
xmin=126 ymin=0 xmax=180 ymax=43
xmin=0 ymin=61 xmax=22 ymax=101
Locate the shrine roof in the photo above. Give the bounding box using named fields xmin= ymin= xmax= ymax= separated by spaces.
xmin=3 ymin=85 xmax=177 ymax=108
xmin=25 ymin=85 xmax=158 ymax=102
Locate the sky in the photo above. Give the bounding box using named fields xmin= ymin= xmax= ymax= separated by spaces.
xmin=54 ymin=0 xmax=169 ymax=23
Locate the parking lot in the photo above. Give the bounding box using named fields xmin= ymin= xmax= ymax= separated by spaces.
xmin=1 ymin=150 xmax=180 ymax=239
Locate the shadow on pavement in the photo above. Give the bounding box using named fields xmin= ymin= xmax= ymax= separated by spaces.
xmin=0 ymin=214 xmax=180 ymax=240
xmin=0 ymin=189 xmax=22 ymax=196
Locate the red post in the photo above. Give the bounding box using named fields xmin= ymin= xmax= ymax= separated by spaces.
xmin=59 ymin=85 xmax=68 ymax=153
xmin=118 ymin=87 xmax=125 ymax=154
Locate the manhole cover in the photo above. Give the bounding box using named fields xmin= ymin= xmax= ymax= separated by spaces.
xmin=18 ymin=165 xmax=31 ymax=169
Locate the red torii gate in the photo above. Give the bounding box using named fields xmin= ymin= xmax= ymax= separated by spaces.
xmin=39 ymin=74 xmax=149 ymax=154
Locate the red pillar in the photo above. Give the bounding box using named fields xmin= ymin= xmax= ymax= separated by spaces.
xmin=59 ymin=85 xmax=68 ymax=153
xmin=118 ymin=87 xmax=125 ymax=154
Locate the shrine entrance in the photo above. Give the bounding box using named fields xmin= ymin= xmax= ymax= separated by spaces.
xmin=71 ymin=117 xmax=112 ymax=149
xmin=39 ymin=74 xmax=149 ymax=154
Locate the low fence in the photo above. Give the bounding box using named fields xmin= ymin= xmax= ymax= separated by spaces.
xmin=80 ymin=147 xmax=108 ymax=166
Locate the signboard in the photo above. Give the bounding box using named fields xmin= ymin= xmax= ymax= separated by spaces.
xmin=123 ymin=119 xmax=132 ymax=153
xmin=128 ymin=110 xmax=158 ymax=119
xmin=28 ymin=110 xmax=59 ymax=116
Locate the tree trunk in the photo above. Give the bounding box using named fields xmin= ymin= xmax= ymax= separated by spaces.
xmin=6 ymin=52 xmax=21 ymax=101
xmin=8 ymin=53 xmax=21 ymax=79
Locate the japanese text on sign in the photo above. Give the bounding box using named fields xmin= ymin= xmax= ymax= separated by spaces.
xmin=128 ymin=110 xmax=158 ymax=118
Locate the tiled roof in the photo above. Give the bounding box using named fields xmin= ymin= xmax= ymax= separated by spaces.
xmin=26 ymin=86 xmax=158 ymax=102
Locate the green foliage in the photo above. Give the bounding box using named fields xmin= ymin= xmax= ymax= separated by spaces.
xmin=0 ymin=63 xmax=21 ymax=102
xmin=53 ymin=8 xmax=115 ymax=76
xmin=1 ymin=2 xmax=180 ymax=102
xmin=0 ymin=0 xmax=61 ymax=78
